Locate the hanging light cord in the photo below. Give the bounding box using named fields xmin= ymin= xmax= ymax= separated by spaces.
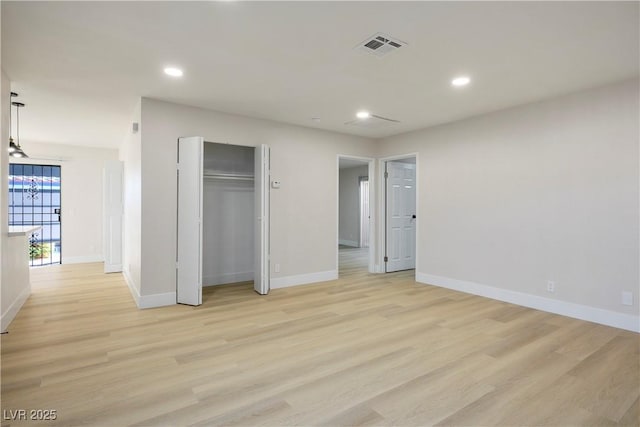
xmin=8 ymin=94 xmax=27 ymax=158
xmin=16 ymin=104 xmax=20 ymax=147
xmin=9 ymin=92 xmax=17 ymax=141
xmin=12 ymin=101 xmax=25 ymax=149
xmin=15 ymin=103 xmax=19 ymax=147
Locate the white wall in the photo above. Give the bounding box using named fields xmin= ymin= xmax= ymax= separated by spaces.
xmin=2 ymin=233 xmax=30 ymax=331
xmin=377 ymin=79 xmax=639 ymax=330
xmin=0 ymin=68 xmax=31 ymax=331
xmin=137 ymin=98 xmax=374 ymax=300
xmin=339 ymin=165 xmax=368 ymax=247
xmin=11 ymin=142 xmax=118 ymax=264
xmin=1 ymin=70 xmax=9 ymax=292
xmin=119 ymin=100 xmax=141 ymax=297
xmin=1 ymin=69 xmax=36 ymax=331
xmin=203 ymin=179 xmax=254 ymax=286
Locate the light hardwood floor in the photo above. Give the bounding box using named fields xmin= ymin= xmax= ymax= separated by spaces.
xmin=1 ymin=253 xmax=638 ymax=426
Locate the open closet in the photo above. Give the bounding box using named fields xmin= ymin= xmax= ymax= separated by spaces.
xmin=176 ymin=136 xmax=270 ymax=306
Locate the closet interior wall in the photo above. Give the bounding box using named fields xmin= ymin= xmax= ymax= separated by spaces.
xmin=203 ymin=142 xmax=255 ymax=286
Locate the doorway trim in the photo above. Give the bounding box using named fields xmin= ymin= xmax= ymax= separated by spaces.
xmin=377 ymin=153 xmax=419 ymax=276
xmin=176 ymin=137 xmax=271 ymax=305
xmin=336 ymin=155 xmax=376 ymax=274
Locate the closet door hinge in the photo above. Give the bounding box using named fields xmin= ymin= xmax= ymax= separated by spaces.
xmin=384 ymin=256 xmax=388 ymax=262
xmin=384 ymin=171 xmax=389 ymax=179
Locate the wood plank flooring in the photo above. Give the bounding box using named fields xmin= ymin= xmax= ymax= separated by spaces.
xmin=1 ymin=250 xmax=638 ymax=426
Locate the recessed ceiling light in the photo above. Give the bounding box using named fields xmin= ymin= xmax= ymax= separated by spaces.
xmin=451 ymin=76 xmax=470 ymax=87
xmin=164 ymin=67 xmax=184 ymax=77
xmin=356 ymin=111 xmax=371 ymax=119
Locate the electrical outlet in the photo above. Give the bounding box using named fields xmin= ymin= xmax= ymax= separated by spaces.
xmin=547 ymin=281 xmax=556 ymax=293
xmin=274 ymin=263 xmax=280 ymax=273
xmin=622 ymin=291 xmax=633 ymax=306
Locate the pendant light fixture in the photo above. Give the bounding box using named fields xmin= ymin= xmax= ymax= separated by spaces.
xmin=8 ymin=92 xmax=20 ymax=155
xmin=10 ymin=94 xmax=28 ymax=158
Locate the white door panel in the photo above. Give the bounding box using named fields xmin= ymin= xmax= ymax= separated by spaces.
xmin=254 ymin=144 xmax=270 ymax=295
xmin=177 ymin=136 xmax=204 ymax=306
xmin=403 ymin=226 xmax=414 ymax=260
xmin=103 ymin=160 xmax=123 ymax=273
xmin=390 ymin=228 xmax=401 ymax=262
xmin=359 ymin=178 xmax=370 ymax=248
xmin=385 ymin=161 xmax=416 ymax=272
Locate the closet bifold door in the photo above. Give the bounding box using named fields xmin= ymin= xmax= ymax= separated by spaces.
xmin=254 ymin=144 xmax=270 ymax=295
xmin=177 ymin=136 xmax=204 ymax=305
xmin=103 ymin=160 xmax=124 ymax=273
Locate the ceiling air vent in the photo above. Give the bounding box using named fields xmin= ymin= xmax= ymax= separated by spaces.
xmin=356 ymin=33 xmax=406 ymax=57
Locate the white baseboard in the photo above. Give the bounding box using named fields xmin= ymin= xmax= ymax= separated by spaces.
xmin=63 ymin=255 xmax=104 ymax=264
xmin=1 ymin=286 xmax=31 ymax=332
xmin=104 ymin=264 xmax=122 ymax=274
xmin=139 ymin=292 xmax=176 ymax=309
xmin=339 ymin=239 xmax=359 ymax=247
xmin=204 ymin=271 xmax=253 ymax=287
xmin=271 ymin=270 xmax=338 ymax=289
xmin=122 ymin=269 xmax=175 ymax=309
xmin=123 ymin=268 xmax=140 ymax=307
xmin=417 ymin=272 xmax=640 ymax=333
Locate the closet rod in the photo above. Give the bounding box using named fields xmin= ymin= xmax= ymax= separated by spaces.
xmin=203 ymin=173 xmax=254 ymax=181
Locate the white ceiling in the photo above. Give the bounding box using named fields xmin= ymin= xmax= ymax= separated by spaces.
xmin=2 ymin=1 xmax=638 ymax=149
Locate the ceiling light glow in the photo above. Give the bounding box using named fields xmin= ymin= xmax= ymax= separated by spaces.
xmin=356 ymin=111 xmax=371 ymax=119
xmin=451 ymin=76 xmax=470 ymax=87
xmin=164 ymin=67 xmax=184 ymax=77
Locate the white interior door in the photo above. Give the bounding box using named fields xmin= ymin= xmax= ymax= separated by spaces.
xmin=103 ymin=160 xmax=123 ymax=273
xmin=359 ymin=177 xmax=370 ymax=248
xmin=177 ymin=136 xmax=204 ymax=305
xmin=385 ymin=161 xmax=416 ymax=272
xmin=254 ymin=144 xmax=270 ymax=295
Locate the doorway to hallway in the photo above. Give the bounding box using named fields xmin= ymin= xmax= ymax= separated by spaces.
xmin=337 ymin=155 xmax=375 ymax=276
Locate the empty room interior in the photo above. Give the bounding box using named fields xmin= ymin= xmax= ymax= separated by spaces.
xmin=1 ymin=1 xmax=639 ymax=426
